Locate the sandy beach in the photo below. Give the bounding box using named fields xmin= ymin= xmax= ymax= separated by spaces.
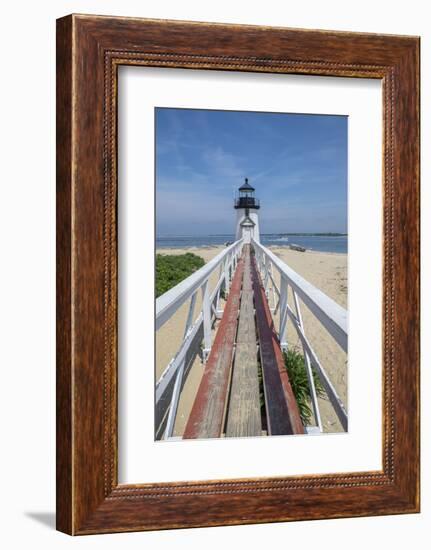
xmin=156 ymin=245 xmax=347 ymax=436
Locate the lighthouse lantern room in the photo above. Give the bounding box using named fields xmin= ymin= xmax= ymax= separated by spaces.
xmin=234 ymin=178 xmax=260 ymax=243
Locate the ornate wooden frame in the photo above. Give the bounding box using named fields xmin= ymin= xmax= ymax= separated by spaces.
xmin=56 ymin=14 xmax=420 ymax=534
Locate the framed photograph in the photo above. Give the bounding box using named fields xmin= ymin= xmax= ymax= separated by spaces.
xmin=56 ymin=14 xmax=420 ymax=534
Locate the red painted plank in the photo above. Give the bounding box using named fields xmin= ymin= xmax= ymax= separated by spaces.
xmin=183 ymin=253 xmax=245 ymax=439
xmin=251 ymin=254 xmax=304 ymax=435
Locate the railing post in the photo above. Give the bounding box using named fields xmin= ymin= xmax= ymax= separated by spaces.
xmin=184 ymin=291 xmax=197 ymax=337
xmin=293 ymin=290 xmax=323 ymax=432
xmin=164 ymin=290 xmax=198 ymax=439
xmin=163 ymin=359 xmax=185 ymax=439
xmin=279 ymin=275 xmax=288 ymax=352
xmin=201 ymin=279 xmax=212 ymax=361
xmin=263 ymin=256 xmax=270 ymax=297
xmin=224 ymin=254 xmax=230 ymax=295
xmin=254 ymin=246 xmax=259 ymax=271
xmin=269 ymin=262 xmax=276 ymax=311
xmin=215 ymin=264 xmax=223 ymax=312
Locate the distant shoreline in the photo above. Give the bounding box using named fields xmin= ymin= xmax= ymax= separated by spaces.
xmin=156 ymin=244 xmax=347 ymax=256
xmin=158 ymin=233 xmax=348 ymax=237
xmin=156 ymin=234 xmax=348 ymax=254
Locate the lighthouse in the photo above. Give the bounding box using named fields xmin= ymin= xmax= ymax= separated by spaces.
xmin=234 ymin=178 xmax=261 ymax=243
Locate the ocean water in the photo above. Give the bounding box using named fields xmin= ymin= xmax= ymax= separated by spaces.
xmin=156 ymin=234 xmax=348 ymax=254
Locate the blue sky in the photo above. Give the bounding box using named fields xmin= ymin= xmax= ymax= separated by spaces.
xmin=155 ymin=108 xmax=347 ymax=235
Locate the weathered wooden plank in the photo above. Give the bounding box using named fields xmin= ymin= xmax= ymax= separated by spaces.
xmin=235 ymin=289 xmax=255 ymax=344
xmin=241 ymin=250 xmax=253 ymax=293
xmin=236 ymin=247 xmax=255 ymax=343
xmin=225 ymin=344 xmax=261 ymax=438
xmin=183 ymin=255 xmax=245 ymax=439
xmin=251 ymin=253 xmax=304 ymax=435
xmin=226 ymin=246 xmax=261 ymax=438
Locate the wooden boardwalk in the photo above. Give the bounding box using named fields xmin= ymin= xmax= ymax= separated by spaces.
xmin=225 ymin=248 xmax=261 ymax=438
xmin=183 ymin=244 xmax=303 ymax=439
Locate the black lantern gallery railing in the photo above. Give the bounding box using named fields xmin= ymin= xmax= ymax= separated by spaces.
xmin=234 ymin=196 xmax=260 ymax=209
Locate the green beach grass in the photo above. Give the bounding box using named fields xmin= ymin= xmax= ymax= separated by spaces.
xmin=156 ymin=252 xmax=205 ymax=298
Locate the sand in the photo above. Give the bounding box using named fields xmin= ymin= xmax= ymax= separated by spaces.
xmin=156 ymin=245 xmax=347 ymax=436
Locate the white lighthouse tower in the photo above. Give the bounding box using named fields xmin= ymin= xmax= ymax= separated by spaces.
xmin=234 ymin=178 xmax=261 ymax=243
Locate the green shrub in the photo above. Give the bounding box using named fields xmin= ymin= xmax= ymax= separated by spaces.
xmin=283 ymin=348 xmax=325 ymax=425
xmin=155 ymin=253 xmax=205 ymax=297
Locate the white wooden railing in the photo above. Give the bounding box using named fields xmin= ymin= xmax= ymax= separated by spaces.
xmin=252 ymin=238 xmax=348 ymax=432
xmin=155 ymin=239 xmax=244 ymax=439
